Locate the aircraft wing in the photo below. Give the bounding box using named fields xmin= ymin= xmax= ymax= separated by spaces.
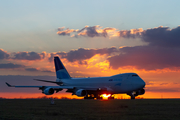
xmin=5 ymin=82 xmax=111 ymax=94
xmin=5 ymin=82 xmax=74 ymax=89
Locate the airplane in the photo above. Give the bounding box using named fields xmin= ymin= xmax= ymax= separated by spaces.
xmin=6 ymin=56 xmax=146 ymax=99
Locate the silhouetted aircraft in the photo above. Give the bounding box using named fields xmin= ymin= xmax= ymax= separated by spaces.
xmin=6 ymin=56 xmax=145 ymax=99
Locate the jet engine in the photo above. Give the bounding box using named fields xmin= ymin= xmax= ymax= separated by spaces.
xmin=136 ymin=89 xmax=145 ymax=95
xmin=75 ymin=89 xmax=87 ymax=97
xmin=43 ymin=87 xmax=54 ymax=95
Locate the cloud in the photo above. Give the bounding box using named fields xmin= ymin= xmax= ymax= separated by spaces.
xmin=118 ymin=28 xmax=143 ymax=38
xmin=0 ymin=49 xmax=9 ymax=59
xmin=57 ymin=25 xmax=180 ymax=46
xmin=1 ymin=25 xmax=180 ymax=71
xmin=142 ymin=26 xmax=180 ymax=48
xmin=0 ymin=63 xmax=50 ymax=73
xmin=65 ymin=47 xmax=118 ymax=62
xmin=77 ymin=25 xmax=101 ymax=37
xmin=12 ymin=51 xmax=46 ymax=60
xmin=49 ymin=47 xmax=119 ymax=63
xmin=146 ymin=87 xmax=180 ymax=92
xmin=0 ymin=63 xmax=24 ymax=69
xmin=25 ymin=68 xmax=39 ymax=71
xmin=57 ymin=25 xmax=143 ymax=38
xmin=41 ymin=70 xmax=54 ymax=73
xmin=57 ymin=27 xmax=77 ymax=36
xmin=25 ymin=68 xmax=54 ymax=73
xmin=105 ymin=25 xmax=180 ymax=70
xmin=145 ymin=82 xmax=180 ymax=92
xmin=48 ymin=52 xmax=67 ymax=62
xmin=108 ymin=46 xmax=180 ymax=70
xmin=0 ymin=49 xmax=47 ymax=61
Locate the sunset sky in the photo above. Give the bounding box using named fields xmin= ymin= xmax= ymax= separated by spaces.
xmin=1 ymin=0 xmax=180 ymax=99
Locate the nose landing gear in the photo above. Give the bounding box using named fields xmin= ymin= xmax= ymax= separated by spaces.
xmin=128 ymin=91 xmax=137 ymax=99
xmin=128 ymin=89 xmax=145 ymax=99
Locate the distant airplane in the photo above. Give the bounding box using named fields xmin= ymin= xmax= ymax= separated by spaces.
xmin=6 ymin=56 xmax=145 ymax=99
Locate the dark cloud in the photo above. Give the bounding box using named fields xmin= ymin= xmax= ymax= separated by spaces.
xmin=57 ymin=27 xmax=77 ymax=36
xmin=142 ymin=26 xmax=180 ymax=48
xmin=50 ymin=47 xmax=119 ymax=63
xmin=118 ymin=29 xmax=142 ymax=38
xmin=41 ymin=70 xmax=54 ymax=73
xmin=0 ymin=63 xmax=24 ymax=69
xmin=146 ymin=87 xmax=180 ymax=92
xmin=0 ymin=49 xmax=9 ymax=59
xmin=80 ymin=26 xmax=99 ymax=37
xmin=48 ymin=47 xmax=118 ymax=63
xmin=66 ymin=47 xmax=118 ymax=62
xmin=1 ymin=25 xmax=180 ymax=71
xmin=106 ymin=26 xmax=180 ymax=70
xmin=25 ymin=68 xmax=53 ymax=73
xmin=25 ymin=68 xmax=39 ymax=71
xmin=108 ymin=46 xmax=180 ymax=70
xmin=48 ymin=52 xmax=67 ymax=62
xmin=159 ymin=83 xmax=168 ymax=85
xmin=57 ymin=26 xmax=102 ymax=38
xmin=65 ymin=48 xmax=98 ymax=62
xmin=57 ymin=26 xmax=180 ymax=47
xmin=13 ymin=51 xmax=45 ymax=60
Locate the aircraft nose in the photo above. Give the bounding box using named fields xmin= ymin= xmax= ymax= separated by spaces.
xmin=139 ymin=78 xmax=146 ymax=88
xmin=131 ymin=78 xmax=146 ymax=90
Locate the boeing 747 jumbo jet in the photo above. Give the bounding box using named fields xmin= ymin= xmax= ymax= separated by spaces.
xmin=6 ymin=56 xmax=145 ymax=99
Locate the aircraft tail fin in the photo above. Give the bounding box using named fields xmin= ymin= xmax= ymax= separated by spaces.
xmin=54 ymin=57 xmax=71 ymax=79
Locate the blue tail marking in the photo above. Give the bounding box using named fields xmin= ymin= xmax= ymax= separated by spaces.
xmin=54 ymin=57 xmax=71 ymax=79
xmin=54 ymin=57 xmax=64 ymax=71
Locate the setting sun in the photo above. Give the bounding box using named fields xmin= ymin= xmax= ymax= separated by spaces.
xmin=101 ymin=94 xmax=112 ymax=99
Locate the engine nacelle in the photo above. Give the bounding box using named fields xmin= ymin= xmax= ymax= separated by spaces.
xmin=136 ymin=89 xmax=145 ymax=95
xmin=75 ymin=89 xmax=87 ymax=97
xmin=43 ymin=87 xmax=54 ymax=95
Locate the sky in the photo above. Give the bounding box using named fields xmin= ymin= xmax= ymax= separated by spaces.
xmin=0 ymin=0 xmax=180 ymax=99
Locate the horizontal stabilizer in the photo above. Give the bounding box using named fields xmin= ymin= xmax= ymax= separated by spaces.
xmin=6 ymin=82 xmax=14 ymax=87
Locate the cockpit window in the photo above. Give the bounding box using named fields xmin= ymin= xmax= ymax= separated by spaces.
xmin=132 ymin=74 xmax=138 ymax=77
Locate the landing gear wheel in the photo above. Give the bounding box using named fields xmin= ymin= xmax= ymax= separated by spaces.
xmin=84 ymin=96 xmax=89 ymax=99
xmin=131 ymin=96 xmax=135 ymax=99
xmin=108 ymin=97 xmax=114 ymax=100
xmin=84 ymin=95 xmax=95 ymax=99
xmin=84 ymin=97 xmax=94 ymax=99
xmin=96 ymin=96 xmax=103 ymax=100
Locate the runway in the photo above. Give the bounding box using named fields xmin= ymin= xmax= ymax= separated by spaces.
xmin=0 ymin=99 xmax=180 ymax=120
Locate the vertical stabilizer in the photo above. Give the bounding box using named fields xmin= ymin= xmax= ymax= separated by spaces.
xmin=54 ymin=57 xmax=71 ymax=79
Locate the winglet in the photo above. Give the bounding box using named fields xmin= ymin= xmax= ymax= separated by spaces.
xmin=5 ymin=82 xmax=13 ymax=87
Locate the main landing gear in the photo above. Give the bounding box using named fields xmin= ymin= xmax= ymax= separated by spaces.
xmin=130 ymin=95 xmax=135 ymax=99
xmin=84 ymin=94 xmax=115 ymax=100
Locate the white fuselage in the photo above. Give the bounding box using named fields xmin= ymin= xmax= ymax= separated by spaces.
xmin=56 ymin=73 xmax=145 ymax=94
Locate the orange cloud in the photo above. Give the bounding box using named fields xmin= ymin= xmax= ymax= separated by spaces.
xmin=57 ymin=25 xmax=144 ymax=39
xmin=57 ymin=27 xmax=78 ymax=36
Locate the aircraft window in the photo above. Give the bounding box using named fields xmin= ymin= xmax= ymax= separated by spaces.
xmin=109 ymin=79 xmax=113 ymax=81
xmin=132 ymin=74 xmax=138 ymax=77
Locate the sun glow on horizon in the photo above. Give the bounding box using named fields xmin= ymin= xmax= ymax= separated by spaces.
xmin=101 ymin=94 xmax=112 ymax=99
